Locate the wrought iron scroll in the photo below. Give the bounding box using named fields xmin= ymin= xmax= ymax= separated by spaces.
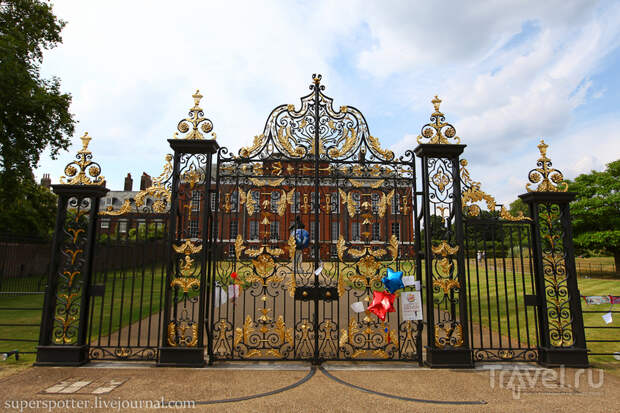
xmin=51 ymin=197 xmax=91 ymax=344
xmin=538 ymin=203 xmax=573 ymax=347
xmin=239 ymin=76 xmax=394 ymax=162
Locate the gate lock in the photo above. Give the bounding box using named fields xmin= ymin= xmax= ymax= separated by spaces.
xmin=294 ymin=286 xmax=339 ymax=302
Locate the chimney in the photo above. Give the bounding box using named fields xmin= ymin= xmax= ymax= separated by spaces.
xmin=40 ymin=173 xmax=51 ymax=189
xmin=124 ymin=173 xmax=133 ymax=191
xmin=140 ymin=172 xmax=152 ymax=190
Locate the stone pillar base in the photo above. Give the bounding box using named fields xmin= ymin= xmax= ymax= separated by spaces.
xmin=35 ymin=345 xmax=89 ymax=366
xmin=157 ymin=347 xmax=206 ymax=367
xmin=425 ymin=347 xmax=473 ymax=368
xmin=539 ymin=347 xmax=589 ymax=368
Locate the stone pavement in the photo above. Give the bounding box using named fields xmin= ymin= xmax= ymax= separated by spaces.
xmin=0 ymin=362 xmax=618 ymax=412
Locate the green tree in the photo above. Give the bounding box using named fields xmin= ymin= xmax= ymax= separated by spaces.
xmin=566 ymin=160 xmax=620 ymax=271
xmin=509 ymin=198 xmax=528 ymax=217
xmin=0 ymin=0 xmax=75 ymax=203
xmin=0 ymin=172 xmax=57 ymax=237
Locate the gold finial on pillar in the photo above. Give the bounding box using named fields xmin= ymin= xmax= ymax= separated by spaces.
xmin=60 ymin=132 xmax=105 ymax=185
xmin=416 ymin=95 xmax=460 ymax=144
xmin=78 ymin=132 xmax=92 ymax=154
xmin=432 ymin=95 xmax=442 ymax=112
xmin=192 ymin=90 xmax=203 ymax=109
xmin=526 ymin=139 xmax=568 ymax=192
xmin=175 ymin=89 xmax=215 ymax=140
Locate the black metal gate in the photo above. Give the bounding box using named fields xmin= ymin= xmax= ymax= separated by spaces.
xmin=208 ymin=75 xmax=423 ymax=362
xmin=36 ymin=75 xmax=590 ymax=368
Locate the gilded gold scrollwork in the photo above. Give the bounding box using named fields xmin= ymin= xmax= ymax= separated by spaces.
xmin=367 ymin=135 xmax=395 ymax=161
xmin=459 ymin=159 xmax=530 ymax=221
xmin=434 ymin=321 xmax=463 ymax=348
xmin=416 ymin=96 xmax=461 ymax=145
xmin=175 ymin=90 xmax=215 ymax=140
xmin=60 ymin=132 xmax=105 ymax=185
xmin=526 ymin=139 xmax=568 ymax=193
xmin=239 ymin=134 xmax=266 ymax=158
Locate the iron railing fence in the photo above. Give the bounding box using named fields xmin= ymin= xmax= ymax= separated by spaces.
xmin=0 ymin=234 xmax=51 ymax=356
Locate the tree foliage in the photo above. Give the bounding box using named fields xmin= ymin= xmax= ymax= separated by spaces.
xmin=566 ymin=159 xmax=620 ymax=270
xmin=0 ymin=173 xmax=56 ymax=237
xmin=0 ymin=0 xmax=75 ymax=202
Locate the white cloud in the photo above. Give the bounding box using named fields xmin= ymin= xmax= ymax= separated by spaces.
xmin=32 ymin=0 xmax=620 ymax=208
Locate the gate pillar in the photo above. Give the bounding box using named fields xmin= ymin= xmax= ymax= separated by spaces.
xmin=36 ymin=133 xmax=108 ymax=366
xmin=519 ymin=140 xmax=588 ymax=367
xmin=415 ymin=97 xmax=472 ymax=368
xmin=158 ymin=91 xmax=218 ymax=367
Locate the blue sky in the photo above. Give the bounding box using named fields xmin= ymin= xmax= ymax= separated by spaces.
xmin=36 ymin=0 xmax=620 ymax=204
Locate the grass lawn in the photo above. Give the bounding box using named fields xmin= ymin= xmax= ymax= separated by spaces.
xmin=1 ymin=258 xmax=617 ymax=375
xmin=87 ymin=266 xmax=166 ymax=346
xmin=577 ymin=276 xmax=620 ymax=374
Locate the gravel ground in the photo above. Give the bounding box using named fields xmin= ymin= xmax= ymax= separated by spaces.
xmin=0 ymin=363 xmax=618 ymax=412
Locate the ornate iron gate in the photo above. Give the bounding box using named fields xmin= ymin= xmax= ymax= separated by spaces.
xmin=36 ymin=75 xmax=590 ymax=369
xmin=208 ymin=75 xmax=423 ymax=362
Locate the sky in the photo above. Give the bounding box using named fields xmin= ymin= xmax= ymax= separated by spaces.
xmin=35 ymin=0 xmax=620 ymax=205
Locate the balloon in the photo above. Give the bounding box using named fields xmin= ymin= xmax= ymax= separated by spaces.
xmin=367 ymin=290 xmax=396 ymax=321
xmin=295 ymin=229 xmax=310 ymax=249
xmin=382 ymin=268 xmax=404 ymax=294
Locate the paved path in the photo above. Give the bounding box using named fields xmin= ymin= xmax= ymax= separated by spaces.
xmin=0 ymin=362 xmax=618 ymax=412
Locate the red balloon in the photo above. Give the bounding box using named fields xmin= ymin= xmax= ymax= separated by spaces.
xmin=367 ymin=290 xmax=396 ymax=321
xmin=230 ymin=272 xmax=238 ymax=279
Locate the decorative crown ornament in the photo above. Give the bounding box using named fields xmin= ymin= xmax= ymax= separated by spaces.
xmin=59 ymin=132 xmax=105 ymax=185
xmin=526 ymin=139 xmax=568 ymax=192
xmin=174 ymin=89 xmax=216 ymax=140
xmin=417 ymin=95 xmax=461 ymax=145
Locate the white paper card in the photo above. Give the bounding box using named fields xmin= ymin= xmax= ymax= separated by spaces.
xmin=402 ymin=276 xmax=416 ymax=287
xmin=214 ymin=286 xmax=228 ymax=307
xmin=602 ymin=312 xmax=613 ymax=324
xmin=228 ymin=284 xmax=240 ymax=299
xmin=351 ymin=302 xmax=365 ymax=313
xmin=314 ymin=265 xmax=323 ymax=275
xmin=401 ymin=291 xmax=423 ymax=321
xmin=414 ymin=281 xmax=421 ymax=290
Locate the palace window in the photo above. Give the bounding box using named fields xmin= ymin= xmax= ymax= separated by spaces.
xmin=100 ymin=220 xmax=110 ymax=229
xmin=391 ymin=193 xmax=400 ymax=215
xmin=270 ymin=221 xmax=280 ymax=240
xmin=249 ymin=220 xmax=259 ymax=240
xmin=391 ymin=222 xmax=400 ymax=241
xmin=251 ymin=191 xmax=260 ymax=212
xmin=229 ymin=221 xmax=238 ymax=239
xmin=352 ymin=192 xmax=361 ymax=214
xmin=118 ymin=220 xmax=127 ymax=234
xmin=291 ymin=191 xmax=300 ymax=214
xmin=310 ymin=221 xmax=319 ymax=241
xmin=271 ymin=191 xmax=281 ymax=213
xmin=189 ymin=219 xmax=200 ymax=238
xmin=331 ymin=221 xmax=339 ymax=240
xmin=330 ymin=192 xmax=339 ymax=213
xmin=352 ymin=222 xmax=361 ymax=241
xmin=371 ymin=193 xmax=379 ymax=214
xmin=191 ymin=190 xmax=201 ymax=212
xmin=372 ymin=223 xmax=381 ymax=241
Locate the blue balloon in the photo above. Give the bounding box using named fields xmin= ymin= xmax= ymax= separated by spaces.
xmin=295 ymin=229 xmax=310 ymax=250
xmin=382 ymin=268 xmax=404 ymax=294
